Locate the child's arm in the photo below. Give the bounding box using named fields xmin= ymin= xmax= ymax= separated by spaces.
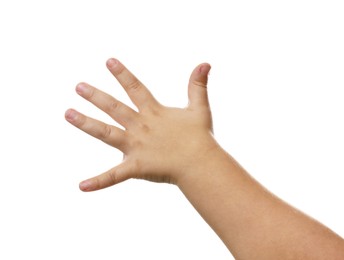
xmin=65 ymin=58 xmax=344 ymax=259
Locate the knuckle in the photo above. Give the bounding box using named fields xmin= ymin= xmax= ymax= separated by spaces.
xmin=192 ymin=80 xmax=207 ymax=89
xmin=87 ymin=87 xmax=95 ymax=98
xmin=147 ymin=104 xmax=163 ymax=117
xmin=126 ymin=80 xmax=141 ymax=92
xmin=138 ymin=122 xmax=150 ymax=133
xmin=107 ymin=100 xmax=120 ymax=112
xmin=101 ymin=125 xmax=112 ymax=139
xmin=115 ymin=64 xmax=126 ymax=76
xmin=128 ymin=137 xmax=143 ymax=150
xmin=108 ymin=170 xmax=118 ymax=185
xmin=75 ymin=113 xmax=86 ymax=127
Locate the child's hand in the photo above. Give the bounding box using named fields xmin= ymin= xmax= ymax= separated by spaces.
xmin=65 ymin=59 xmax=344 ymax=259
xmin=65 ymin=58 xmax=217 ymax=191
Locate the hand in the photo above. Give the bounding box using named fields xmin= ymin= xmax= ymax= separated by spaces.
xmin=65 ymin=58 xmax=217 ymax=191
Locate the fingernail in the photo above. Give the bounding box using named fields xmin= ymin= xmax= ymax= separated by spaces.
xmin=79 ymin=180 xmax=94 ymax=191
xmin=107 ymin=58 xmax=118 ymax=68
xmin=76 ymin=83 xmax=89 ymax=95
xmin=199 ymin=64 xmax=211 ymax=75
xmin=65 ymin=109 xmax=77 ymax=121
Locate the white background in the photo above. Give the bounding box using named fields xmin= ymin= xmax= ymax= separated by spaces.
xmin=0 ymin=1 xmax=343 ymax=259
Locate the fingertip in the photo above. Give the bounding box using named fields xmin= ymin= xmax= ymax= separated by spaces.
xmin=75 ymin=82 xmax=88 ymax=95
xmin=191 ymin=63 xmax=211 ymax=85
xmin=106 ymin=58 xmax=119 ymax=68
xmin=198 ymin=63 xmax=211 ymax=76
xmin=65 ymin=108 xmax=77 ymax=122
xmin=79 ymin=179 xmax=95 ymax=192
xmin=191 ymin=62 xmax=211 ymax=86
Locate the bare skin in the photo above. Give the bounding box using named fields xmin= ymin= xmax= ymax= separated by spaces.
xmin=65 ymin=58 xmax=344 ymax=259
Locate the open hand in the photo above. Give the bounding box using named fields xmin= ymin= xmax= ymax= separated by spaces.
xmin=65 ymin=58 xmax=217 ymax=191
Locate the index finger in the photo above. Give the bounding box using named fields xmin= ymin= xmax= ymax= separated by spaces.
xmin=106 ymin=58 xmax=159 ymax=111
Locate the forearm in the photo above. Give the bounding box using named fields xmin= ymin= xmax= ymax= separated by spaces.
xmin=177 ymin=147 xmax=344 ymax=259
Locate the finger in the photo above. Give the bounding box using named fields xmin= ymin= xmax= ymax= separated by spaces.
xmin=79 ymin=162 xmax=132 ymax=192
xmin=65 ymin=109 xmax=127 ymax=151
xmin=187 ymin=63 xmax=211 ymax=109
xmin=75 ymin=82 xmax=137 ymax=128
xmin=106 ymin=58 xmax=159 ymax=111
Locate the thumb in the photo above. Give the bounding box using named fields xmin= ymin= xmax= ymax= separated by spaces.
xmin=187 ymin=63 xmax=211 ymax=108
xmin=79 ymin=162 xmax=131 ymax=192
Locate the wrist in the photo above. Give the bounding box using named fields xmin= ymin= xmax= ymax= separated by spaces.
xmin=176 ymin=142 xmax=237 ymax=188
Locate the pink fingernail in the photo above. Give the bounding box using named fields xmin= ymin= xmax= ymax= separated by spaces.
xmin=107 ymin=58 xmax=118 ymax=68
xmin=76 ymin=83 xmax=88 ymax=95
xmin=65 ymin=109 xmax=77 ymax=121
xmin=79 ymin=180 xmax=93 ymax=191
xmin=199 ymin=64 xmax=211 ymax=75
